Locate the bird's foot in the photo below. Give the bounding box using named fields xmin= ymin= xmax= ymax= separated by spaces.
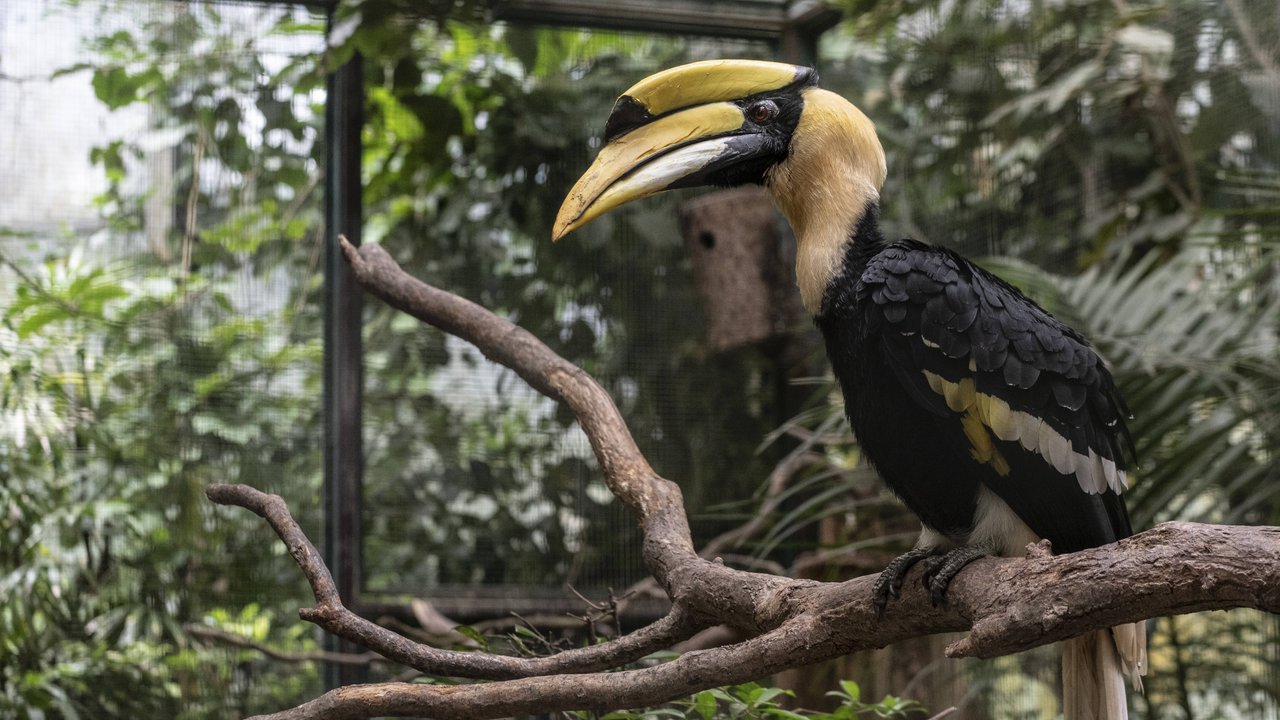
xmin=918 ymin=545 xmax=991 ymax=607
xmin=872 ymin=547 xmax=937 ymax=615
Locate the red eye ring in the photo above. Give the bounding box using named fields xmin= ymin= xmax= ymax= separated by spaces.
xmin=748 ymin=100 xmax=778 ymax=124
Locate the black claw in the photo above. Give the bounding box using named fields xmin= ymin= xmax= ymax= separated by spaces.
xmin=916 ymin=556 xmax=949 ymax=607
xmin=872 ymin=547 xmax=936 ymax=615
xmin=871 ymin=582 xmax=892 ymax=616
xmin=928 ymin=576 xmax=950 ymax=608
xmin=920 ymin=545 xmax=990 ymax=608
xmin=871 ymin=572 xmax=898 ymax=615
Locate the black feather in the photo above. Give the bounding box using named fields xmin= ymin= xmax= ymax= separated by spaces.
xmin=815 ymin=207 xmax=1135 ymax=556
xmin=1052 ymin=380 xmax=1088 ymax=412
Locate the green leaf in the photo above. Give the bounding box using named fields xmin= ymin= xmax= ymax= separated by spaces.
xmin=763 ymin=710 xmax=809 ymax=720
xmin=693 ymin=690 xmax=718 ymax=720
xmin=91 ymin=66 xmax=150 ymax=110
xmin=370 ymin=86 xmax=424 ymax=143
xmin=14 ymin=306 xmax=71 ymax=339
xmin=839 ymin=680 xmax=860 ymax=703
xmin=751 ymin=687 xmax=791 ymax=706
xmin=453 ymin=625 xmax=487 ymax=649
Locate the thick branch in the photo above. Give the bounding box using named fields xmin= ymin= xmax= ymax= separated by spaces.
xmin=790 ymin=523 xmax=1280 ymax=662
xmin=213 ymin=479 xmax=1280 ymax=719
xmin=941 ymin=522 xmax=1280 ymax=657
xmin=339 ymin=238 xmax=685 ymax=538
xmin=211 ymin=240 xmax=1280 ymax=720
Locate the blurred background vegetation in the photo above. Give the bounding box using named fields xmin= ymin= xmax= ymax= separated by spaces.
xmin=0 ymin=0 xmax=1277 ymax=718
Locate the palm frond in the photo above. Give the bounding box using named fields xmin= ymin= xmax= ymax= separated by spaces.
xmin=989 ymin=247 xmax=1280 ymax=527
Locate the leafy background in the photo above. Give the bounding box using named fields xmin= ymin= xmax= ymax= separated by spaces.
xmin=0 ymin=0 xmax=1277 ymax=718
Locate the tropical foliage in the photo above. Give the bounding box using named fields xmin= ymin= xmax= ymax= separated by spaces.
xmin=0 ymin=0 xmax=1276 ymax=717
xmin=1 ymin=3 xmax=330 ymax=716
xmin=564 ymin=680 xmax=923 ymax=720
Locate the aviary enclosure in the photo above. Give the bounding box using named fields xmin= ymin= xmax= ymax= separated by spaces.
xmin=1 ymin=0 xmax=1278 ymax=717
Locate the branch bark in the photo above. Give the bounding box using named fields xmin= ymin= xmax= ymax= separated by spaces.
xmin=205 ymin=238 xmax=1280 ymax=720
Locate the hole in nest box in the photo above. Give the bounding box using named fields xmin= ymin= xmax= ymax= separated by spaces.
xmin=699 ymin=232 xmax=716 ymax=249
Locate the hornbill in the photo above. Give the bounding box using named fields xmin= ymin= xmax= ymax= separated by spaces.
xmin=553 ymin=60 xmax=1147 ymax=718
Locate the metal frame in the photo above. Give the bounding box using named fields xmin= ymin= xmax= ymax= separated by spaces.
xmin=496 ymin=0 xmax=839 ymax=50
xmin=323 ymin=44 xmax=365 ymax=688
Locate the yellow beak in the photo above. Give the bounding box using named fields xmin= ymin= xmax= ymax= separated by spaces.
xmin=552 ymin=59 xmax=807 ymax=240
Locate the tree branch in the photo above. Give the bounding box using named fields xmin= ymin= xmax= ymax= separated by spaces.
xmin=207 ymin=500 xmax=1280 ymax=720
xmin=184 ymin=624 xmax=385 ymax=666
xmin=206 ymin=483 xmax=706 ymax=680
xmin=206 ymin=238 xmax=1280 ymax=720
xmin=337 ymin=237 xmax=699 ymax=590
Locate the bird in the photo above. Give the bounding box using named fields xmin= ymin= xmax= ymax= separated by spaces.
xmin=552 ymin=59 xmax=1147 ymax=719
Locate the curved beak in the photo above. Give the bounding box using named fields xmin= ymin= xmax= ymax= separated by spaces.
xmin=552 ymin=103 xmax=753 ymax=239
xmin=552 ymin=59 xmax=807 ymax=240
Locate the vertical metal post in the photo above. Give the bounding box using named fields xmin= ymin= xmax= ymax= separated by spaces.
xmin=780 ymin=2 xmax=841 ymax=66
xmin=323 ymin=40 xmax=364 ymax=688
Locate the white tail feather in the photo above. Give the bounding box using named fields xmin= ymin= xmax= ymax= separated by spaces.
xmin=1111 ymin=621 xmax=1148 ymax=691
xmin=1063 ymin=625 xmax=1147 ymax=720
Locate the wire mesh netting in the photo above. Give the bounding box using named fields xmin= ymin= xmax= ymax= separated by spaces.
xmin=1 ymin=0 xmax=330 ymax=714
xmin=3 ymin=0 xmax=1280 ymax=718
xmin=355 ymin=26 xmax=789 ymax=608
xmin=1 ymin=0 xmax=797 ymax=712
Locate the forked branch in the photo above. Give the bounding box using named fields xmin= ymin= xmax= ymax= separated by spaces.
xmin=206 ymin=483 xmax=706 ymax=680
xmin=204 ymin=238 xmax=1280 ymax=720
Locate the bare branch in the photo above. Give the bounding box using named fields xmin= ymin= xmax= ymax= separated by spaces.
xmin=206 ymin=483 xmax=707 ymax=679
xmin=209 ymin=239 xmax=1280 ymax=720
xmin=221 ymin=520 xmax=1280 ymax=720
xmin=211 ymin=484 xmax=1280 ymax=719
xmin=338 ymin=237 xmax=699 ymax=588
xmin=184 ymin=624 xmax=383 ymax=666
xmin=242 ymin=617 xmax=824 ymax=720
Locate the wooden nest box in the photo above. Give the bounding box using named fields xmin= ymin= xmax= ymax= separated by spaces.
xmin=680 ymin=187 xmax=806 ymax=353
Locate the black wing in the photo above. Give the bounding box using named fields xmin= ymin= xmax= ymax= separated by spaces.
xmin=858 ymin=240 xmax=1134 ymax=551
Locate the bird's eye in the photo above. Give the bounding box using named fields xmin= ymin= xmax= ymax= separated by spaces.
xmin=747 ymin=100 xmax=779 ymax=124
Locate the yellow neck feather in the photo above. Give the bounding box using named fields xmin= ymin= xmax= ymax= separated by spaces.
xmin=766 ymin=88 xmax=887 ymax=315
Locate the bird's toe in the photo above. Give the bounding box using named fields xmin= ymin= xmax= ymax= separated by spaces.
xmin=923 ymin=545 xmax=991 ymax=607
xmin=872 ymin=547 xmax=936 ymax=614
